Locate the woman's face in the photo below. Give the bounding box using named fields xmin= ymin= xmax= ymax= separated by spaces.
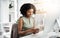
xmin=26 ymin=9 xmax=34 ymax=17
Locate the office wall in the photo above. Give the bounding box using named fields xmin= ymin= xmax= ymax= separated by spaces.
xmin=0 ymin=0 xmax=9 ymax=23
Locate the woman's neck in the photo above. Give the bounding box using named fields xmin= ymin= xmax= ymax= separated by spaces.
xmin=25 ymin=16 xmax=31 ymax=19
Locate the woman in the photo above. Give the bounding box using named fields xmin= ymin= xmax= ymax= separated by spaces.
xmin=18 ymin=3 xmax=39 ymax=37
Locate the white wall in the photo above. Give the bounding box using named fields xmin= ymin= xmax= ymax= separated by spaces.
xmin=0 ymin=1 xmax=1 ymax=22
xmin=0 ymin=0 xmax=9 ymax=23
xmin=43 ymin=0 xmax=60 ymax=33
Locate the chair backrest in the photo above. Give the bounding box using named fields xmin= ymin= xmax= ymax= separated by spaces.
xmin=11 ymin=23 xmax=19 ymax=38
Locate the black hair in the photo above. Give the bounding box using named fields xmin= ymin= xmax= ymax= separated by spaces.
xmin=20 ymin=3 xmax=36 ymax=17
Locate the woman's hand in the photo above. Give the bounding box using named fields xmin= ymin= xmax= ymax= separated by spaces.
xmin=32 ymin=28 xmax=39 ymax=34
xmin=24 ymin=28 xmax=39 ymax=34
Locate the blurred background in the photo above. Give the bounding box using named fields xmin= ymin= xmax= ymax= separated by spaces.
xmin=0 ymin=0 xmax=60 ymax=38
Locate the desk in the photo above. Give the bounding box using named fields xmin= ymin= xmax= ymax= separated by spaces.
xmin=20 ymin=31 xmax=60 ymax=38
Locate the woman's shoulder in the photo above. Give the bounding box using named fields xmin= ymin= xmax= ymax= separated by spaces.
xmin=16 ymin=16 xmax=23 ymax=23
xmin=18 ymin=16 xmax=23 ymax=19
xmin=20 ymin=16 xmax=23 ymax=18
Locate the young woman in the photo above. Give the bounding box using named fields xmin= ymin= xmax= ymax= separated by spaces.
xmin=18 ymin=3 xmax=39 ymax=37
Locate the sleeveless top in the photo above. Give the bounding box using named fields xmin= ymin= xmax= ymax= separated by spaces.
xmin=16 ymin=16 xmax=34 ymax=31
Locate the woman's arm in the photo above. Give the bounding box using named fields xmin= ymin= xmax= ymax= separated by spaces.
xmin=18 ymin=18 xmax=24 ymax=34
xmin=18 ymin=18 xmax=35 ymax=35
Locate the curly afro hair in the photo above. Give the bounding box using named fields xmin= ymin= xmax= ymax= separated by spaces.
xmin=20 ymin=3 xmax=36 ymax=17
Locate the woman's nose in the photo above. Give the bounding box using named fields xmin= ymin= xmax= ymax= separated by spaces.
xmin=30 ymin=12 xmax=33 ymax=15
